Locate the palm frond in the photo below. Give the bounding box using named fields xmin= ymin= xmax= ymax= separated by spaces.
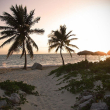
xmin=55 ymin=46 xmax=60 ymax=53
xmin=10 ymin=5 xmax=20 ymax=20
xmin=68 ymin=38 xmax=78 ymax=41
xmin=0 ymin=12 xmax=17 ymax=27
xmin=10 ymin=5 xmax=25 ymax=25
xmin=10 ymin=5 xmax=17 ymax=15
xmin=60 ymin=25 xmax=66 ymax=36
xmin=1 ymin=30 xmax=16 ymax=36
xmin=67 ymin=44 xmax=79 ymax=49
xmin=27 ymin=35 xmax=38 ymax=51
xmin=26 ymin=40 xmax=33 ymax=58
xmin=48 ymin=43 xmax=59 ymax=52
xmin=66 ymin=31 xmax=72 ymax=37
xmin=0 ymin=35 xmax=11 ymax=40
xmin=24 ymin=6 xmax=27 ymax=20
xmin=48 ymin=38 xmax=59 ymax=45
xmin=30 ymin=17 xmax=40 ymax=26
xmin=29 ymin=29 xmax=44 ymax=34
xmin=7 ymin=35 xmax=23 ymax=58
xmin=54 ymin=31 xmax=62 ymax=39
xmin=7 ymin=40 xmax=20 ymax=58
xmin=13 ymin=47 xmax=20 ymax=52
xmin=65 ymin=46 xmax=74 ymax=57
xmin=48 ymin=31 xmax=55 ymax=38
xmin=0 ymin=26 xmax=14 ymax=30
xmin=26 ymin=9 xmax=35 ymax=24
xmin=0 ymin=35 xmax=16 ymax=48
xmin=66 ymin=34 xmax=76 ymax=39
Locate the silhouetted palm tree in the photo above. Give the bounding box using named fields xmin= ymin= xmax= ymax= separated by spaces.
xmin=0 ymin=5 xmax=44 ymax=69
xmin=48 ymin=25 xmax=78 ymax=65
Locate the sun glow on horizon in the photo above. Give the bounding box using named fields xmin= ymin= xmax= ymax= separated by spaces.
xmin=0 ymin=0 xmax=110 ymax=54
xmin=66 ymin=1 xmax=110 ymax=54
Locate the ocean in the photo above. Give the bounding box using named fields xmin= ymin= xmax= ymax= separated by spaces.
xmin=0 ymin=54 xmax=108 ymax=68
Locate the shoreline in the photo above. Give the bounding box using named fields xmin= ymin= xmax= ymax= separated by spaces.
xmin=0 ymin=65 xmax=60 ymax=74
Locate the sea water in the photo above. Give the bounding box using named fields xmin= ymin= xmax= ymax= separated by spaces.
xmin=0 ymin=54 xmax=108 ymax=68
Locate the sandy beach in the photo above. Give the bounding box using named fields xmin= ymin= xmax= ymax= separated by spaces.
xmin=0 ymin=66 xmax=78 ymax=110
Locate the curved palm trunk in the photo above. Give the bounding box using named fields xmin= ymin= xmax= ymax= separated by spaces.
xmin=23 ymin=41 xmax=27 ymax=69
xmin=24 ymin=50 xmax=27 ymax=69
xmin=60 ymin=48 xmax=65 ymax=65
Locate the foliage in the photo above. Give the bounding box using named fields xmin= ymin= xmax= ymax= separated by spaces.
xmin=0 ymin=80 xmax=36 ymax=95
xmin=94 ymin=86 xmax=105 ymax=101
xmin=0 ymin=80 xmax=20 ymax=94
xmin=49 ymin=58 xmax=110 ymax=77
xmin=14 ymin=81 xmax=35 ymax=94
xmin=49 ymin=60 xmax=94 ymax=77
xmin=48 ymin=25 xmax=78 ymax=65
xmin=103 ymin=97 xmax=110 ymax=109
xmin=59 ymin=78 xmax=94 ymax=94
xmin=0 ymin=5 xmax=44 ymax=69
xmin=0 ymin=80 xmax=39 ymax=109
xmin=90 ymin=57 xmax=110 ymax=73
xmin=49 ymin=57 xmax=110 ymax=109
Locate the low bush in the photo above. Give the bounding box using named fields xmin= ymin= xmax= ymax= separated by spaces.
xmin=49 ymin=58 xmax=110 ymax=109
xmin=0 ymin=80 xmax=37 ymax=95
xmin=0 ymin=80 xmax=39 ymax=110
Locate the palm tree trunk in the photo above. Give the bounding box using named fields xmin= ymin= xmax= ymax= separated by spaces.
xmin=23 ymin=41 xmax=27 ymax=69
xmin=60 ymin=48 xmax=64 ymax=65
xmin=24 ymin=50 xmax=27 ymax=69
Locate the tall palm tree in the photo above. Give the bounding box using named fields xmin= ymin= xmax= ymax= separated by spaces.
xmin=48 ymin=25 xmax=78 ymax=65
xmin=0 ymin=5 xmax=44 ymax=69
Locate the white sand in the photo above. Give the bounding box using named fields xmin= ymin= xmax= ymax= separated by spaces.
xmin=0 ymin=66 xmax=79 ymax=110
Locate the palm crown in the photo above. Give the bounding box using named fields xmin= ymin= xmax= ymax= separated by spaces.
xmin=48 ymin=25 xmax=78 ymax=65
xmin=0 ymin=5 xmax=44 ymax=69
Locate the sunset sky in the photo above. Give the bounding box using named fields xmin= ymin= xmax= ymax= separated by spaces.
xmin=0 ymin=0 xmax=110 ymax=54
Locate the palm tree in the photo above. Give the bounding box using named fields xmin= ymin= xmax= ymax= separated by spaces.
xmin=0 ymin=5 xmax=44 ymax=69
xmin=48 ymin=25 xmax=78 ymax=65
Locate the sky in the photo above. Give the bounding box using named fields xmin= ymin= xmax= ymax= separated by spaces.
xmin=0 ymin=0 xmax=110 ymax=54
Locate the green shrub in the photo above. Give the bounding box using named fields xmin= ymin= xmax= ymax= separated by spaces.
xmin=0 ymin=80 xmax=36 ymax=95
xmin=15 ymin=81 xmax=35 ymax=94
xmin=59 ymin=78 xmax=94 ymax=94
xmin=0 ymin=80 xmax=19 ymax=94
xmin=103 ymin=97 xmax=110 ymax=109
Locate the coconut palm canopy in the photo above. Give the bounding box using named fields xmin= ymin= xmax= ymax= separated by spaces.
xmin=77 ymin=50 xmax=94 ymax=60
xmin=48 ymin=25 xmax=79 ymax=65
xmin=0 ymin=5 xmax=44 ymax=69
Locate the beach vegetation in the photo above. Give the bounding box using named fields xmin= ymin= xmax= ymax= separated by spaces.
xmin=103 ymin=97 xmax=110 ymax=110
xmin=0 ymin=80 xmax=39 ymax=109
xmin=48 ymin=25 xmax=78 ymax=65
xmin=49 ymin=57 xmax=110 ymax=109
xmin=0 ymin=5 xmax=44 ymax=69
xmin=0 ymin=80 xmax=37 ymax=95
xmin=49 ymin=60 xmax=94 ymax=77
